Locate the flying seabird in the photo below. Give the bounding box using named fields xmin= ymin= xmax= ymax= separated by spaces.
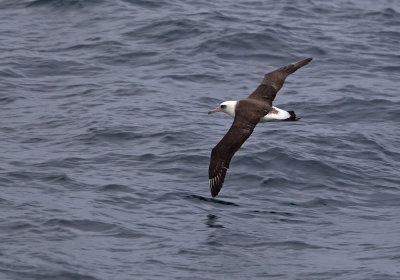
xmin=208 ymin=58 xmax=312 ymax=197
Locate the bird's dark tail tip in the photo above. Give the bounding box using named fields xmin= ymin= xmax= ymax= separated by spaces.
xmin=286 ymin=111 xmax=300 ymax=121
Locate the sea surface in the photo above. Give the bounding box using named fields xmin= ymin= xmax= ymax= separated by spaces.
xmin=1 ymin=0 xmax=400 ymax=279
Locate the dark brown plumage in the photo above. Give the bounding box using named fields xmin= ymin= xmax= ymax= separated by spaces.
xmin=208 ymin=58 xmax=312 ymax=197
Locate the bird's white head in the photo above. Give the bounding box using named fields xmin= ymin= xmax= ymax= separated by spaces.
xmin=208 ymin=101 xmax=237 ymax=118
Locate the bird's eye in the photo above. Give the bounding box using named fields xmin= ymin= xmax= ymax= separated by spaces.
xmin=221 ymin=105 xmax=226 ymax=109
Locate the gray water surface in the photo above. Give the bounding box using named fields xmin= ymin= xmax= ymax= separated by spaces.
xmin=1 ymin=0 xmax=400 ymax=279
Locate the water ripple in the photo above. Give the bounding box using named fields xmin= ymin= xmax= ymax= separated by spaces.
xmin=1 ymin=0 xmax=400 ymax=279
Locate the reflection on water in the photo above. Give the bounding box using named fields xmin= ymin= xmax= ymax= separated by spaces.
xmin=204 ymin=214 xmax=224 ymax=229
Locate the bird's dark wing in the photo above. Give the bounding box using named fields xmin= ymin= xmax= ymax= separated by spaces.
xmin=247 ymin=57 xmax=312 ymax=106
xmin=208 ymin=110 xmax=261 ymax=197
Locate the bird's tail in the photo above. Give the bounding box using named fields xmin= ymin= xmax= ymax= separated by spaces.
xmin=285 ymin=111 xmax=300 ymax=121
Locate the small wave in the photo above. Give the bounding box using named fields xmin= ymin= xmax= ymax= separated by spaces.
xmin=280 ymin=6 xmax=313 ymax=17
xmin=122 ymin=0 xmax=166 ymax=8
xmin=2 ymin=221 xmax=37 ymax=232
xmin=21 ymin=58 xmax=90 ymax=78
xmin=75 ymin=127 xmax=144 ymax=144
xmin=0 ymin=126 xmax=16 ymax=133
xmin=97 ymin=50 xmax=159 ymax=68
xmin=95 ymin=195 xmax=148 ymax=211
xmin=250 ymin=209 xmax=294 ymax=218
xmin=0 ymin=68 xmax=24 ymax=78
xmin=99 ymin=183 xmax=132 ymax=192
xmin=27 ymin=0 xmax=105 ymax=9
xmin=261 ymin=177 xmax=293 ymax=187
xmin=291 ymin=197 xmax=352 ymax=209
xmin=305 ymin=96 xmax=399 ymax=123
xmin=43 ymin=173 xmax=73 ymax=183
xmin=0 ymin=95 xmax=24 ymax=105
xmin=43 ymin=218 xmax=145 ymax=238
xmin=21 ymin=137 xmax=48 ymax=144
xmin=265 ymin=240 xmax=326 ymax=250
xmin=3 ymin=270 xmax=99 ymax=280
xmin=162 ymin=73 xmax=222 ymax=83
xmin=194 ymin=32 xmax=287 ymax=60
xmin=33 ymin=157 xmax=87 ymax=169
xmin=60 ymin=40 xmax=125 ymax=52
xmin=124 ymin=18 xmax=204 ymax=44
xmin=6 ymin=170 xmax=80 ymax=189
xmin=364 ymin=7 xmax=400 ymax=19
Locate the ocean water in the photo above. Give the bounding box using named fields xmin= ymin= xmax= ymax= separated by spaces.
xmin=1 ymin=0 xmax=399 ymax=279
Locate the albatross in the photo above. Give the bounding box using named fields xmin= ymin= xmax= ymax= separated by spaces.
xmin=208 ymin=58 xmax=312 ymax=197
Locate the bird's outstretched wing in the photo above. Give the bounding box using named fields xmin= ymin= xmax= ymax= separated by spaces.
xmin=247 ymin=57 xmax=312 ymax=106
xmin=208 ymin=111 xmax=260 ymax=197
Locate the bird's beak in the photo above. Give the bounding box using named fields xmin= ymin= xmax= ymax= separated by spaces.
xmin=208 ymin=106 xmax=222 ymax=114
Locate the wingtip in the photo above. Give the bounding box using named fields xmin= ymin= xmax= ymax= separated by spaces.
xmin=209 ymin=179 xmax=219 ymax=197
xmin=297 ymin=57 xmax=312 ymax=65
xmin=286 ymin=57 xmax=312 ymax=74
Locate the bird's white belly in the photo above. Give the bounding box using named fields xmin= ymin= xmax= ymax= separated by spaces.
xmin=260 ymin=106 xmax=291 ymax=122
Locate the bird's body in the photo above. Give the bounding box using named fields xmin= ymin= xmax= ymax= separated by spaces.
xmin=208 ymin=58 xmax=312 ymax=197
xmin=217 ymin=101 xmax=298 ymax=122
